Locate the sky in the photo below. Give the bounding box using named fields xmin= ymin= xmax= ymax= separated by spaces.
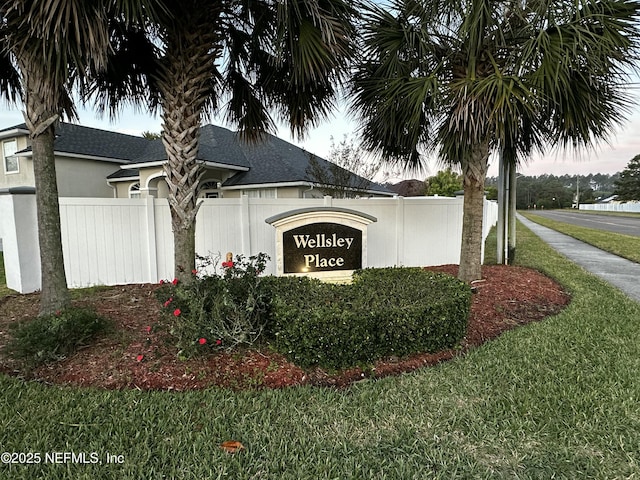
xmin=2 ymin=87 xmax=639 ymax=181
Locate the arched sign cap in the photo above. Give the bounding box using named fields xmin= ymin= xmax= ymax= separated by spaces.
xmin=265 ymin=207 xmax=377 ymax=227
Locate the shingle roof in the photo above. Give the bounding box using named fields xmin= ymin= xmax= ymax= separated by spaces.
xmin=106 ymin=168 xmax=140 ymax=180
xmin=194 ymin=125 xmax=251 ymax=169
xmin=130 ymin=125 xmax=251 ymax=168
xmin=4 ymin=121 xmax=391 ymax=194
xmin=10 ymin=122 xmax=151 ymax=161
xmin=222 ymin=132 xmax=391 ymax=194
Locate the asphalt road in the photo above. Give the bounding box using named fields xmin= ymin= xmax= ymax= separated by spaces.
xmin=524 ymin=210 xmax=640 ymax=237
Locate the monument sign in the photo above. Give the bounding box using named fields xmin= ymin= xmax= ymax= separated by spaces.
xmin=283 ymin=222 xmax=362 ymax=273
xmin=266 ymin=207 xmax=376 ymax=282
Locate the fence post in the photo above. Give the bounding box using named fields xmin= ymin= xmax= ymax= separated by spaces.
xmin=145 ymin=196 xmax=158 ymax=282
xmin=0 ymin=188 xmax=41 ymax=293
xmin=240 ymin=194 xmax=252 ymax=254
xmin=395 ymin=196 xmax=405 ymax=266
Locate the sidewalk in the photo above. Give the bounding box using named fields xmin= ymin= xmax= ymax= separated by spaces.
xmin=517 ymin=214 xmax=640 ymax=303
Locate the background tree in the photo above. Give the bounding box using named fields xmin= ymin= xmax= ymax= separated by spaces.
xmin=141 ymin=131 xmax=162 ymax=140
xmin=426 ymin=169 xmax=462 ymax=197
xmin=351 ymin=0 xmax=640 ymax=282
xmin=614 ymin=155 xmax=640 ymax=201
xmin=0 ymin=0 xmax=159 ymax=315
xmin=486 ymin=173 xmax=619 ymax=209
xmin=388 ymin=179 xmax=427 ymax=196
xmin=92 ymin=0 xmax=355 ymax=282
xmin=305 ymin=135 xmax=384 ymax=197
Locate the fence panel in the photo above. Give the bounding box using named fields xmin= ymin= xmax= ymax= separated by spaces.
xmin=59 ymin=198 xmax=152 ymax=287
xmin=2 ymin=194 xmax=499 ymax=292
xmin=580 ymin=203 xmax=640 ymax=213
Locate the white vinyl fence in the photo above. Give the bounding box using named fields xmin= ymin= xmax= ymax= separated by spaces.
xmin=580 ymin=202 xmax=640 ymax=213
xmin=0 ymin=191 xmax=498 ymax=293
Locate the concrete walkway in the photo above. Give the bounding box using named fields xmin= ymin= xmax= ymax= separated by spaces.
xmin=517 ymin=214 xmax=640 ymax=303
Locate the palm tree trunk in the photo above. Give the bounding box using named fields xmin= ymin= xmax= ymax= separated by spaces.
xmin=458 ymin=141 xmax=489 ymax=283
xmin=158 ymin=20 xmax=216 ymax=282
xmin=21 ymin=70 xmax=70 ymax=316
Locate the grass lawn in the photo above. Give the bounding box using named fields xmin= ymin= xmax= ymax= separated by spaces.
xmin=1 ymin=223 xmax=640 ymax=478
xmin=521 ymin=210 xmax=640 ymax=264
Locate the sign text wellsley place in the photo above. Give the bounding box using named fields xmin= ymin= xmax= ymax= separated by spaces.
xmin=283 ymin=223 xmax=362 ymax=273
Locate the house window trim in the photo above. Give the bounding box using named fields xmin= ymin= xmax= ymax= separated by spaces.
xmin=199 ymin=179 xmax=221 ymax=199
xmin=129 ymin=182 xmax=141 ymax=198
xmin=2 ymin=139 xmax=19 ymax=175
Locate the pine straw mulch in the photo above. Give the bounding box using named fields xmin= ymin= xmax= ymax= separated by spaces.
xmin=0 ymin=265 xmax=570 ymax=391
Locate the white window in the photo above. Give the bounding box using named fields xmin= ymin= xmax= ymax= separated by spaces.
xmin=244 ymin=188 xmax=277 ymax=199
xmin=129 ymin=182 xmax=141 ymax=198
xmin=199 ymin=180 xmax=220 ymax=198
xmin=3 ymin=139 xmax=18 ymax=174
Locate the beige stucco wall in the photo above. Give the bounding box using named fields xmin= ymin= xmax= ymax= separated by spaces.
xmin=156 ymin=179 xmax=169 ymax=198
xmin=113 ymin=181 xmax=133 ymax=198
xmin=55 ymin=157 xmax=120 ymax=197
xmin=139 ymin=167 xmax=162 ymax=195
xmin=221 ymin=190 xmax=241 ymax=198
xmin=0 ymin=135 xmax=34 ymax=189
xmin=275 ymin=187 xmax=304 ymax=198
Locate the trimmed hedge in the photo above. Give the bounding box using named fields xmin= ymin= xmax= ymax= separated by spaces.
xmin=267 ymin=267 xmax=471 ymax=369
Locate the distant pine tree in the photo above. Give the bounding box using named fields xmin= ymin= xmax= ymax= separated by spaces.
xmin=614 ymin=155 xmax=640 ymax=201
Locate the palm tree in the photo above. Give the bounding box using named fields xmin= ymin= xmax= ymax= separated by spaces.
xmin=351 ymin=0 xmax=640 ymax=283
xmin=0 ymin=0 xmax=162 ymax=315
xmin=92 ymin=0 xmax=355 ymax=282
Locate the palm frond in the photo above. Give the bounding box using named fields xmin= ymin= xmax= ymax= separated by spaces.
xmin=84 ymin=21 xmax=163 ymax=116
xmin=0 ymin=46 xmax=22 ymax=103
xmin=351 ymin=0 xmax=640 ymax=173
xmin=220 ymin=0 xmax=356 ymax=139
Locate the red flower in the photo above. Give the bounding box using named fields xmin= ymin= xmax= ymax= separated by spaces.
xmin=216 ymin=339 xmax=222 ymax=346
xmin=198 ymin=338 xmax=207 ymax=345
xmin=192 ymin=269 xmax=198 ymax=275
xmin=145 ymin=326 xmax=152 ymax=334
xmin=172 ymin=278 xmax=179 ymax=285
xmin=164 ymin=297 xmax=173 ymax=307
xmin=159 ymin=279 xmax=165 ymax=285
xmin=173 ymin=308 xmax=181 ymax=317
xmin=222 ymin=261 xmax=234 ymax=268
xmin=136 ymin=354 xmax=144 ymax=362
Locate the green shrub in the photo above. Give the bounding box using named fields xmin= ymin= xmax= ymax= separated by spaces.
xmin=267 ymin=267 xmax=471 ymax=369
xmin=5 ymin=308 xmax=110 ymax=367
xmin=157 ymin=253 xmax=271 ymax=357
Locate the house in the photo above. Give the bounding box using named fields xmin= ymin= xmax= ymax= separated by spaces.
xmin=0 ymin=122 xmax=392 ymax=199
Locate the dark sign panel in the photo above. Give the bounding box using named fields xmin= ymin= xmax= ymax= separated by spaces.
xmin=283 ymin=223 xmax=362 ymax=273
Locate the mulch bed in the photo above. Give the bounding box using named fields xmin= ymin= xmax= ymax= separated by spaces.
xmin=0 ymin=265 xmax=570 ymax=391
